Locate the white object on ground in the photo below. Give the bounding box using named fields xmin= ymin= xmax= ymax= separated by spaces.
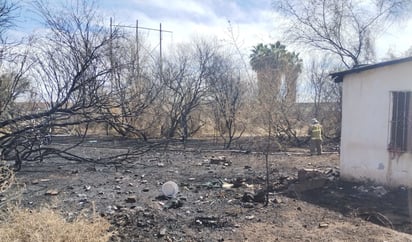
xmin=162 ymin=181 xmax=179 ymax=197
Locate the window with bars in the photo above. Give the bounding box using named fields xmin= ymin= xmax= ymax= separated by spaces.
xmin=389 ymin=91 xmax=412 ymax=152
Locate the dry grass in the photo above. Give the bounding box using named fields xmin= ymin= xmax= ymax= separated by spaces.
xmin=0 ymin=164 xmax=112 ymax=242
xmin=0 ymin=204 xmax=113 ymax=242
xmin=0 ymin=164 xmax=24 ymax=211
xmin=0 ymin=164 xmax=113 ymax=242
xmin=0 ymin=164 xmax=14 ymax=192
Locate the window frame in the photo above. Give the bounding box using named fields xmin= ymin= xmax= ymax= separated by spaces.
xmin=388 ymin=91 xmax=412 ymax=153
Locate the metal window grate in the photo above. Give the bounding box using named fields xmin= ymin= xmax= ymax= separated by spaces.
xmin=389 ymin=91 xmax=411 ymax=152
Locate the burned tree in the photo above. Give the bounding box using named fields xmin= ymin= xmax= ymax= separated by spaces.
xmin=104 ymin=32 xmax=164 ymax=140
xmin=161 ymin=39 xmax=217 ymax=142
xmin=207 ymin=54 xmax=245 ymax=149
xmin=0 ymin=0 xmax=121 ymax=170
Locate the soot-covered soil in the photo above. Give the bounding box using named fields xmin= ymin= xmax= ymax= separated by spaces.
xmin=6 ymin=136 xmax=412 ymax=241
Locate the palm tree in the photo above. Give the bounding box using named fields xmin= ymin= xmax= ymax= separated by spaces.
xmin=249 ymin=41 xmax=301 ymax=103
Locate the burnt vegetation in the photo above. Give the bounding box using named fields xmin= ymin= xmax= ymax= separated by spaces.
xmin=0 ymin=0 xmax=347 ymax=171
xmin=0 ymin=0 xmax=409 ymax=171
xmin=0 ymin=0 xmax=412 ymax=241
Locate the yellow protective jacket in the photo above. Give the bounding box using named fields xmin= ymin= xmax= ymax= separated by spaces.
xmin=310 ymin=124 xmax=322 ymax=140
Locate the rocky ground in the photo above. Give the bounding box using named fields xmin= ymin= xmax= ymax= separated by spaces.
xmin=3 ymin=136 xmax=412 ymax=241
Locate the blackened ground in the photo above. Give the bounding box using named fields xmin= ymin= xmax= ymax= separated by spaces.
xmin=5 ymin=136 xmax=412 ymax=241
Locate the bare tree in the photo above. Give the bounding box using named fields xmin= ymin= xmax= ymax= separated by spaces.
xmin=273 ymin=0 xmax=411 ymax=143
xmin=105 ymin=32 xmax=164 ymax=140
xmin=207 ymin=53 xmax=245 ymax=149
xmin=0 ymin=0 xmax=17 ymax=45
xmin=304 ymin=56 xmax=343 ymax=140
xmin=273 ymin=0 xmax=411 ymax=68
xmin=0 ymin=60 xmax=31 ymax=118
xmin=161 ymin=39 xmax=217 ymax=142
xmin=0 ymin=0 xmax=122 ymax=170
xmin=249 ymin=41 xmax=302 ymax=205
xmin=0 ymin=1 xmax=36 ymax=169
xmin=0 ymin=0 xmax=20 ymax=80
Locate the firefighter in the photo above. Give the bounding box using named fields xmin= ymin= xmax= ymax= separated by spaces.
xmin=309 ymin=118 xmax=322 ymax=155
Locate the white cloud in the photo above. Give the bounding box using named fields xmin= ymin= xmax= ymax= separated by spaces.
xmin=14 ymin=0 xmax=411 ymax=61
xmin=375 ymin=19 xmax=412 ymax=58
xmin=99 ymin=0 xmax=280 ymax=54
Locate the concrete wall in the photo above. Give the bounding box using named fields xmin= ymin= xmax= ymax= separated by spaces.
xmin=341 ymin=61 xmax=412 ymax=187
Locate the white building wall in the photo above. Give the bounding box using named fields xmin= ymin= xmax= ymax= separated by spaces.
xmin=341 ymin=61 xmax=412 ymax=187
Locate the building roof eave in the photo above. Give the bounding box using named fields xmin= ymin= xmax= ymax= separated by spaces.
xmin=329 ymin=56 xmax=412 ymax=83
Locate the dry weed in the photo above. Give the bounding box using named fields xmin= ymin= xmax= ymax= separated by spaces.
xmin=0 ymin=163 xmax=25 ymax=210
xmin=0 ymin=163 xmax=113 ymax=241
xmin=0 ymin=163 xmax=14 ymax=192
xmin=0 ymin=205 xmax=113 ymax=242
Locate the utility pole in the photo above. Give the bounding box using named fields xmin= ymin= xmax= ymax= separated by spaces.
xmin=136 ymin=20 xmax=139 ymax=78
xmin=109 ymin=17 xmax=114 ymax=83
xmin=111 ymin=19 xmax=172 ymax=81
xmin=159 ymin=23 xmax=162 ymax=81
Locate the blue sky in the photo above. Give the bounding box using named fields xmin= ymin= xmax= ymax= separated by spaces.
xmin=10 ymin=0 xmax=412 ymax=59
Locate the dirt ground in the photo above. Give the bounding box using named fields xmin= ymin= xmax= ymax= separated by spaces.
xmin=4 ymin=136 xmax=412 ymax=241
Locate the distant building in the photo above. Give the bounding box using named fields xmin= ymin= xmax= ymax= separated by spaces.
xmin=331 ymin=56 xmax=412 ymax=187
